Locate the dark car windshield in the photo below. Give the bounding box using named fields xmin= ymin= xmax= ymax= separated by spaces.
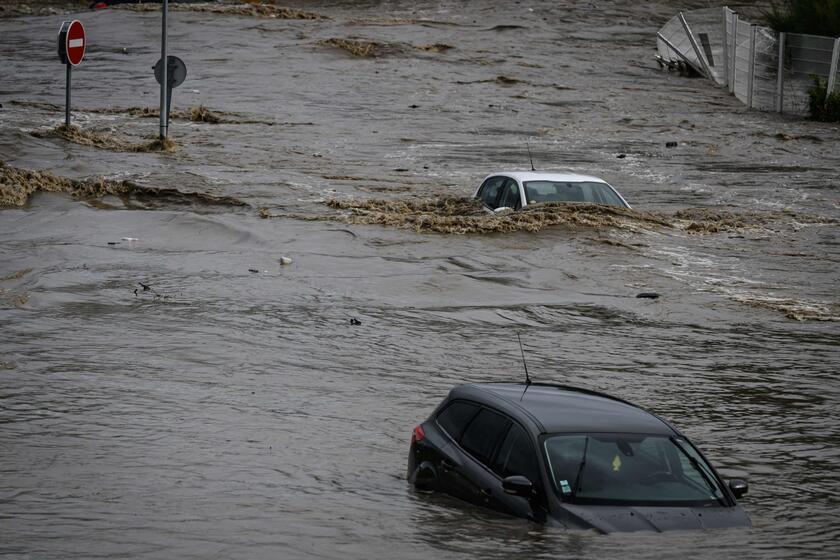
xmin=523 ymin=181 xmax=627 ymax=207
xmin=544 ymin=433 xmax=726 ymax=507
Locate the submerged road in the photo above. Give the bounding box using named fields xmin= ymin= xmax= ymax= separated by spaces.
xmin=1 ymin=1 xmax=839 ymax=558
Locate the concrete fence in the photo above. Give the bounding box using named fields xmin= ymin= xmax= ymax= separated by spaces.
xmin=656 ymin=6 xmax=840 ymax=116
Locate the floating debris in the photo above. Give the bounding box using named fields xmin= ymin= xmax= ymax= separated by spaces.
xmin=278 ymin=257 xmax=293 ymax=265
xmin=261 ymin=197 xmax=672 ymax=234
xmin=111 ymin=2 xmax=327 ymax=20
xmin=636 ymin=292 xmax=661 ymax=299
xmin=0 ymin=268 xmax=32 ymax=282
xmin=350 ymin=317 xmax=361 ymax=326
xmin=672 ymin=208 xmax=835 ymax=234
xmin=318 ymin=38 xmax=453 ymax=57
xmin=0 ymin=162 xmax=247 ymax=209
xmin=32 ymin=125 xmax=177 ymax=153
xmin=319 ymin=38 xmax=381 ymax=57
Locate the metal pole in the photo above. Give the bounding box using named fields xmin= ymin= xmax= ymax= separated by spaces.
xmin=159 ymin=0 xmax=168 ymax=140
xmin=722 ymin=7 xmax=729 ymax=89
xmin=65 ymin=63 xmax=71 ymax=128
xmin=679 ymin=11 xmax=713 ymax=80
xmin=747 ymin=24 xmax=756 ymax=109
xmin=776 ymin=32 xmax=786 ymax=113
xmin=826 ymin=37 xmax=840 ymax=99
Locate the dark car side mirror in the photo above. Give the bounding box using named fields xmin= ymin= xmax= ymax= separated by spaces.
xmin=728 ymin=479 xmax=749 ymax=498
xmin=502 ymin=475 xmax=533 ymax=498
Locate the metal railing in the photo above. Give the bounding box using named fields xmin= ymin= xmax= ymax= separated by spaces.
xmin=656 ymin=6 xmax=840 ymax=116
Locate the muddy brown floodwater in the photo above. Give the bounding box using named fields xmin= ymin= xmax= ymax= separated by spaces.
xmin=1 ymin=1 xmax=839 ymax=558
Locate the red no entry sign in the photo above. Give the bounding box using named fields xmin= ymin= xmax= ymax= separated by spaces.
xmin=58 ymin=20 xmax=86 ymax=66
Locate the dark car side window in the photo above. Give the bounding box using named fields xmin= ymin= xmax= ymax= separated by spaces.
xmin=478 ymin=176 xmax=506 ymax=208
xmin=460 ymin=408 xmax=510 ymax=465
xmin=436 ymin=400 xmax=480 ymax=442
xmin=497 ymin=179 xmax=521 ymax=210
xmin=491 ymin=422 xmax=540 ymax=486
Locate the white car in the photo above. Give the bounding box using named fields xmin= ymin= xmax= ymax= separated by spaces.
xmin=473 ymin=171 xmax=631 ymax=212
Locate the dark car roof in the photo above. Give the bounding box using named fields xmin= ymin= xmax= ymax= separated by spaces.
xmin=450 ymin=383 xmax=677 ymax=436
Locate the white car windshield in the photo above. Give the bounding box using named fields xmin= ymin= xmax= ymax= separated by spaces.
xmin=544 ymin=434 xmax=727 ymax=507
xmin=523 ymin=181 xmax=627 ymax=207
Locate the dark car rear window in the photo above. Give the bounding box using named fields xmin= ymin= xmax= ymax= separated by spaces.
xmin=460 ymin=409 xmax=510 ymax=465
xmin=436 ymin=400 xmax=479 ymax=441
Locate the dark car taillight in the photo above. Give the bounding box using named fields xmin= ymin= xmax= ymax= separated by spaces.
xmin=411 ymin=425 xmax=425 ymax=444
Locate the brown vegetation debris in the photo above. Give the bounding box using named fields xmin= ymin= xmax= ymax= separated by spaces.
xmin=0 ymin=268 xmax=32 ymax=282
xmin=418 ymin=43 xmax=454 ymax=52
xmin=672 ymin=208 xmax=835 ymax=234
xmin=112 ymin=2 xmax=326 ymax=20
xmin=319 ymin=38 xmax=383 ymax=57
xmin=261 ymin=196 xmax=672 ymax=235
xmin=31 ymin=125 xmax=177 ymax=153
xmin=319 ymin=38 xmax=452 ymax=57
xmin=0 ymin=161 xmax=246 ymax=209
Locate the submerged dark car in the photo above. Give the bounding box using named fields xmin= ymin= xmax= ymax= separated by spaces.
xmin=407 ymin=383 xmax=750 ymax=533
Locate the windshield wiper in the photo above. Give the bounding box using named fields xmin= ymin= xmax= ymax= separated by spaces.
xmin=570 ymin=436 xmax=589 ymax=503
xmin=669 ymin=437 xmax=729 ymax=506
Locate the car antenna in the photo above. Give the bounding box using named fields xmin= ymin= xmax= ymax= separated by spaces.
xmin=517 ymin=332 xmax=532 ymax=401
xmin=526 ymin=139 xmax=536 ymax=171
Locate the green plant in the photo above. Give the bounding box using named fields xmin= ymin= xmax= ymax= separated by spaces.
xmin=766 ymin=0 xmax=840 ymax=36
xmin=807 ymin=76 xmax=840 ymax=121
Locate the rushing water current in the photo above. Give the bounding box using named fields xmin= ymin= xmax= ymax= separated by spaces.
xmin=1 ymin=1 xmax=839 ymax=558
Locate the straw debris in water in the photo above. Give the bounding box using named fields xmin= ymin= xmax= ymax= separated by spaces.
xmin=32 ymin=125 xmax=178 ymax=153
xmin=0 ymin=161 xmax=246 ymax=209
xmin=319 ymin=38 xmax=382 ymax=57
xmin=319 ymin=38 xmax=453 ymax=57
xmin=112 ymin=2 xmax=326 ymax=20
xmin=261 ymin=196 xmax=672 ymax=234
xmin=672 ymin=207 xmax=835 ymax=234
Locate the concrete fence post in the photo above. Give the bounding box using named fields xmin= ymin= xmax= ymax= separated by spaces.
xmin=827 ymin=37 xmax=840 ymax=99
xmin=730 ymin=13 xmax=739 ymax=94
xmin=747 ymin=24 xmax=756 ymax=108
xmin=722 ymin=7 xmax=730 ymax=88
xmin=776 ymin=32 xmax=786 ymax=113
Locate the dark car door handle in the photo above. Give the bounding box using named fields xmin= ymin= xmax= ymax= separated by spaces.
xmin=440 ymin=458 xmax=456 ymax=471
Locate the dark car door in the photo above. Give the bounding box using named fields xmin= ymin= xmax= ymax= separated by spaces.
xmin=438 ymin=407 xmax=510 ymax=508
xmin=489 ymin=422 xmax=546 ymax=520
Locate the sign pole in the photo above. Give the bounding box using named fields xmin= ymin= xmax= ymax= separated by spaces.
xmin=65 ymin=63 xmax=71 ymax=128
xmin=58 ymin=19 xmax=85 ymax=128
xmin=159 ymin=0 xmax=168 ymax=140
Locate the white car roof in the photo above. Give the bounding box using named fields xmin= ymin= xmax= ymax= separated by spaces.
xmin=484 ymin=171 xmax=609 ymax=184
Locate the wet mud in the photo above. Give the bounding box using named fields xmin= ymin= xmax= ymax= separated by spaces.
xmin=0 ymin=162 xmax=246 ymax=208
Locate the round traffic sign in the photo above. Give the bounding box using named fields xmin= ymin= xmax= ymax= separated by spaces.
xmin=154 ymin=56 xmax=187 ymax=89
xmin=58 ymin=20 xmax=86 ymax=66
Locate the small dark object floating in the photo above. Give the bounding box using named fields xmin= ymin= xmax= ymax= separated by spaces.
xmin=665 ymin=141 xmax=678 ymax=148
xmin=617 ymin=153 xmax=626 ymax=159
xmin=636 ymin=292 xmax=660 ymax=299
xmin=139 ymin=282 xmax=150 ymax=291
xmin=249 ymin=268 xmax=259 ymax=273
xmin=350 ymin=317 xmax=361 ymax=325
xmin=107 ymin=241 xmax=118 ymax=245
